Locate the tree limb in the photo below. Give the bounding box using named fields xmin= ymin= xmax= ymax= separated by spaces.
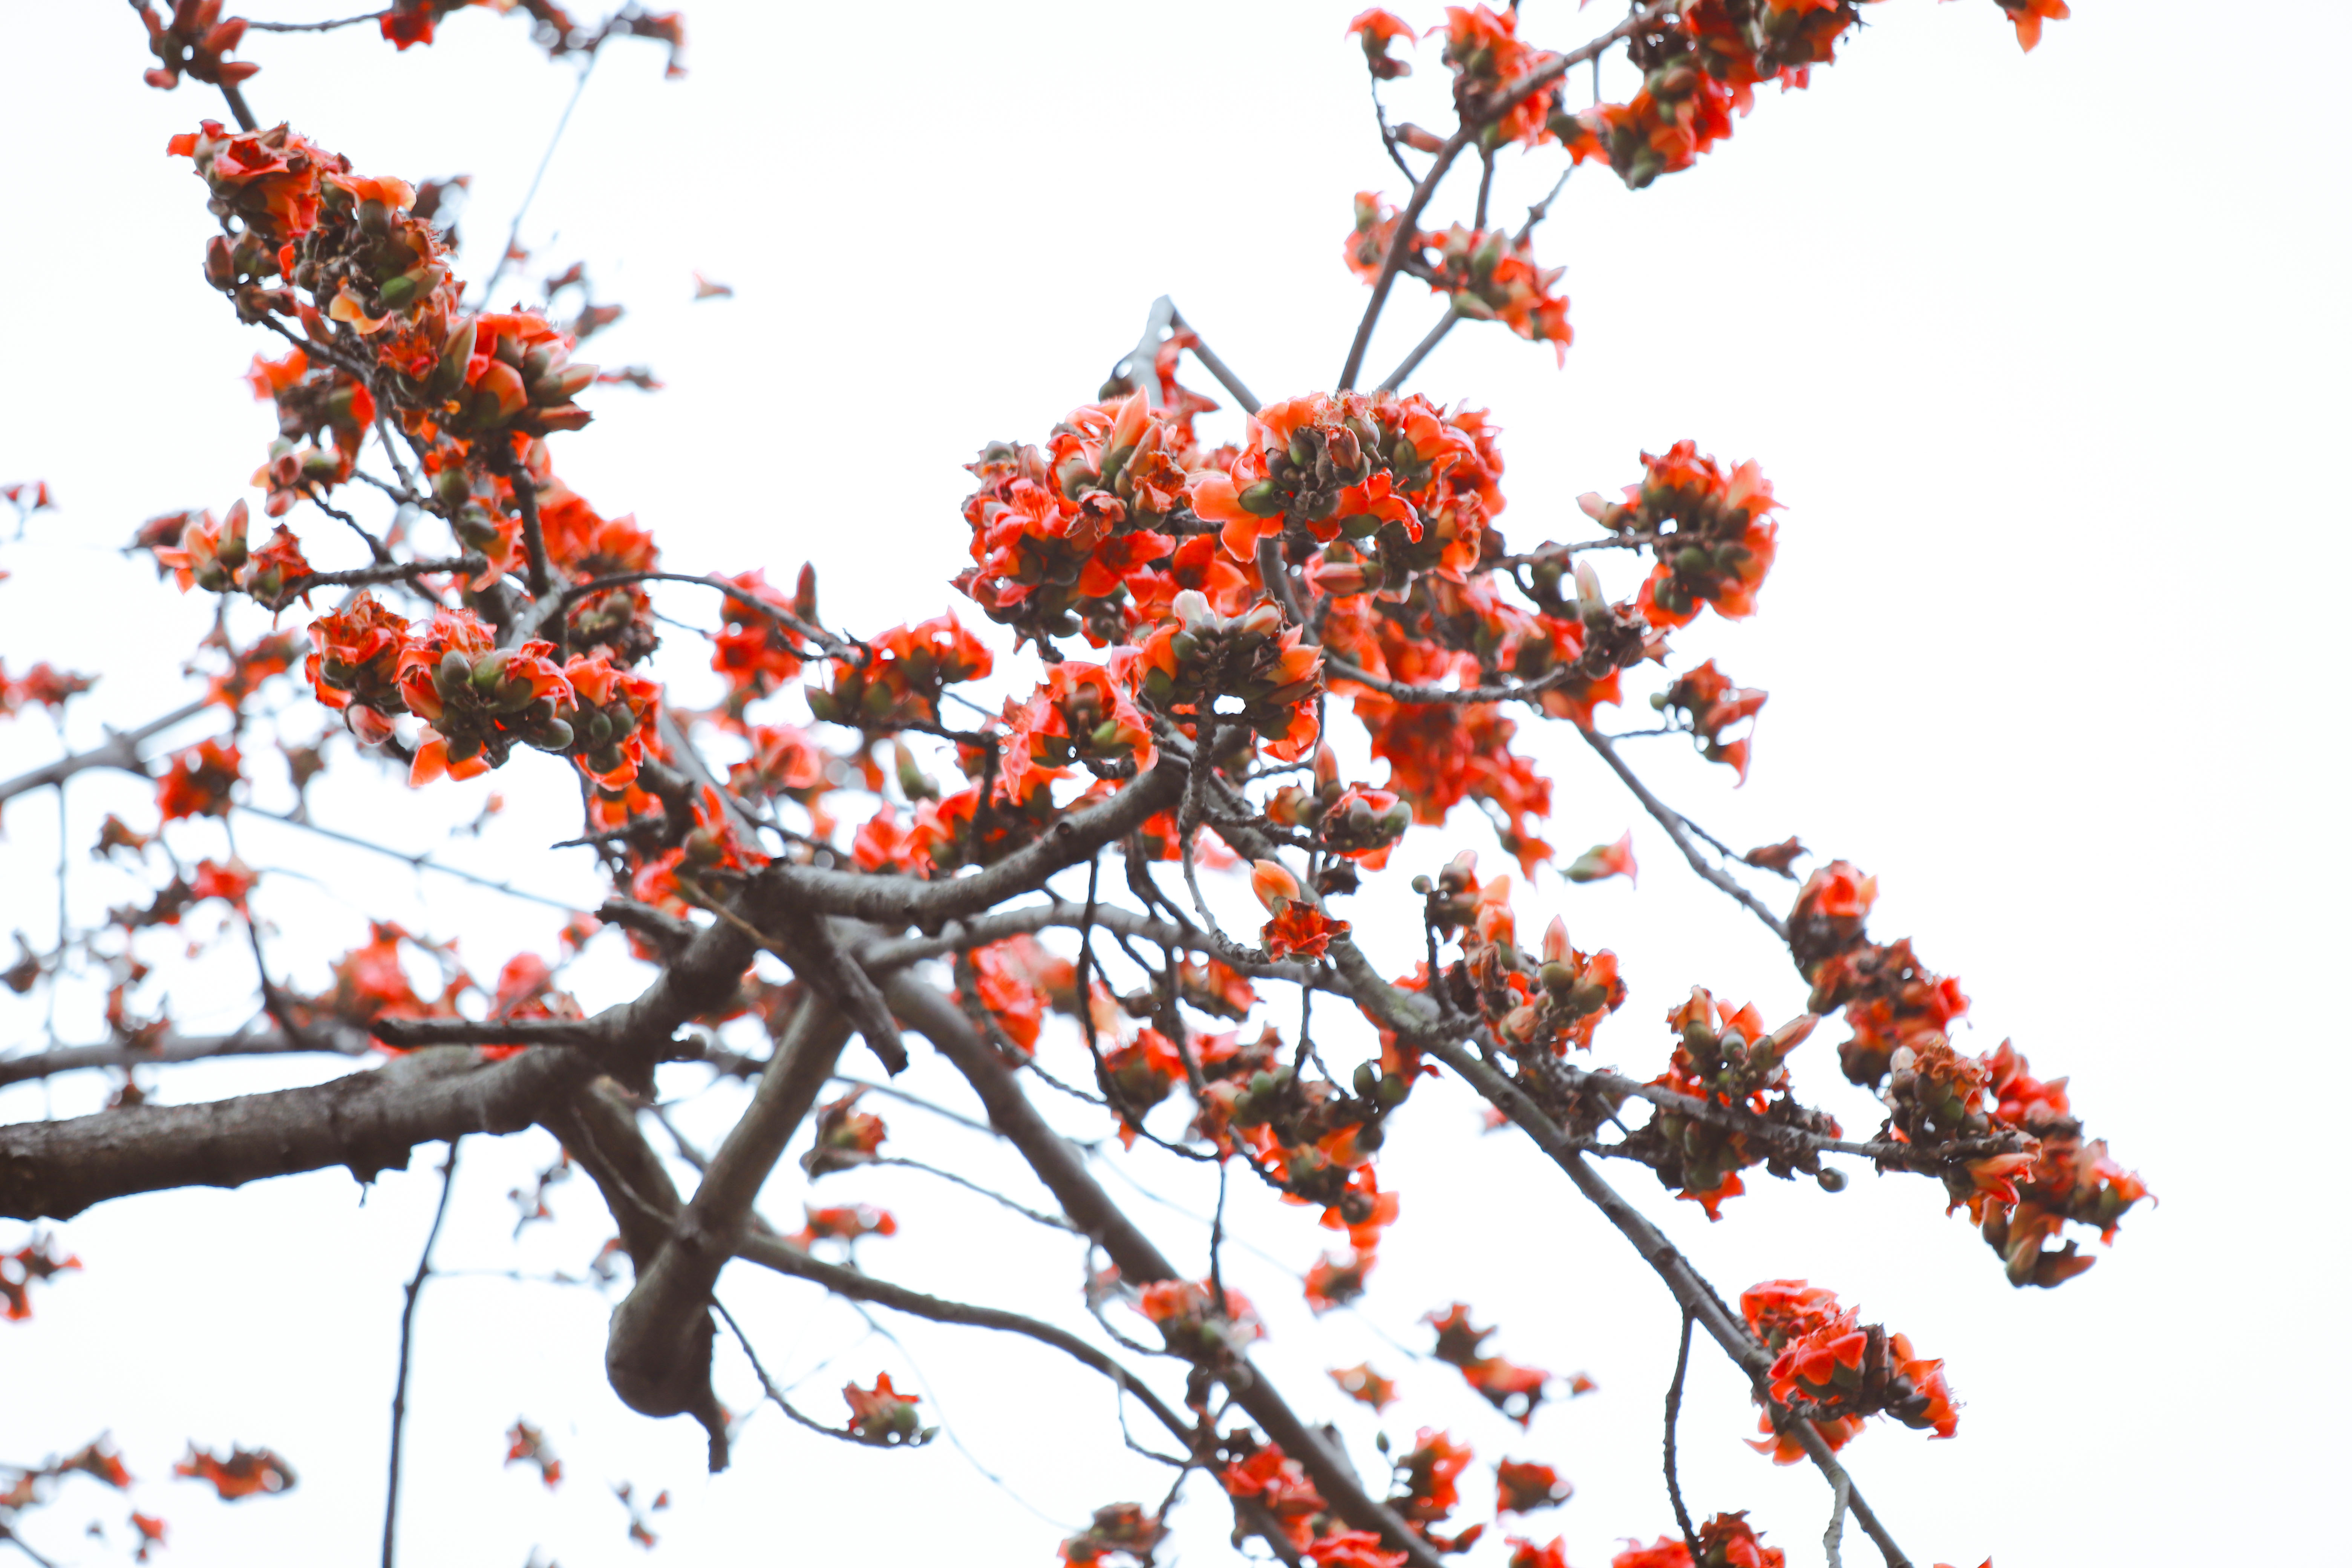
xmin=0 ymin=700 xmax=212 ymax=808
xmin=885 ymin=974 xmax=1450 ymax=1568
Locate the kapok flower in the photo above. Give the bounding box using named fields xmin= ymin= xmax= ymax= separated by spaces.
xmin=1137 ymin=1277 xmax=1264 ymax=1356
xmin=1252 ymin=859 xmax=1351 ymax=961
xmin=156 ymin=738 xmax=241 ymax=820
xmin=1995 ymin=0 xmax=2070 ymax=52
xmin=504 ymin=1420 xmax=562 ymax=1488
xmin=1059 ymin=1503 xmax=1166 ymax=1568
xmin=1347 ymin=9 xmax=1417 ymax=78
xmin=1565 ymin=831 xmax=1638 ymax=886
xmin=842 ymin=1373 xmax=930 ymax=1446
xmin=790 ymin=1204 xmax=897 ymax=1246
xmin=1330 ymin=1362 xmax=1398 ymax=1411
xmin=1494 ymin=1459 xmax=1571 ymax=1515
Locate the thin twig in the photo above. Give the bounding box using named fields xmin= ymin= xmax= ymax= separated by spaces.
xmin=383 ymin=1138 xmax=462 ymax=1568
xmin=1665 ymin=1306 xmax=1700 ymax=1560
xmin=1579 ymin=730 xmax=1788 ymax=940
xmin=478 ymin=55 xmax=598 ymax=306
xmin=243 ymin=9 xmax=388 ymax=30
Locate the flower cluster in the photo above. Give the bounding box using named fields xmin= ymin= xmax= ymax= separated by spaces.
xmin=1136 ymin=590 xmax=1324 ymax=762
xmin=1389 ymin=1428 xmax=1483 ymax=1552
xmin=1267 ymin=744 xmax=1413 ymax=873
xmin=1058 ymin=1502 xmax=1167 ymax=1568
xmin=1344 ymin=206 xmax=1571 ymax=361
xmin=957 ymin=388 xmax=1214 ymax=649
xmin=1608 ymin=1512 xmax=1788 ymax=1568
xmin=305 ymin=597 xmax=659 ymax=787
xmin=136 ymin=0 xmax=254 ymax=92
xmin=1658 ymin=660 xmax=1766 ymax=784
xmin=807 ymin=615 xmax=993 ymax=732
xmin=0 ymin=662 xmax=96 ymax=721
xmin=1551 ymin=2 xmax=2063 ymax=192
xmin=1740 ymin=1280 xmax=1958 ymax=1463
xmin=1213 ymin=1438 xmax=1345 ymax=1561
xmin=148 ymin=500 xmax=315 ymax=606
xmin=1421 ymin=854 xmax=1627 ymax=1054
xmin=1785 ymin=861 xmax=2146 ymax=1282
xmin=1621 ymin=988 xmax=1836 ymax=1219
xmin=1440 ymin=5 xmax=1564 ymax=150
xmin=1580 ymin=442 xmax=1780 ymax=629
xmin=1136 ymin=1278 xmax=1264 ymax=1358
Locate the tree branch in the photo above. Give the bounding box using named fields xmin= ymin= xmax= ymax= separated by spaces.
xmin=0 ymin=700 xmax=212 ymax=808
xmin=1335 ymin=2 xmax=1669 ymax=389
xmin=1579 ymin=729 xmax=1789 ymax=940
xmin=382 ymin=1138 xmax=460 ymax=1568
xmin=885 ymin=974 xmax=1451 ymax=1568
xmin=0 ymin=1023 xmax=373 ymax=1089
xmin=602 ymin=997 xmax=850 ymax=1467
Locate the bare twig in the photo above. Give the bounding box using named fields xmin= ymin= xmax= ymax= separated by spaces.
xmin=1664 ymin=1306 xmax=1700 ymax=1560
xmin=1166 ymin=305 xmax=1262 ymax=414
xmin=478 ymin=55 xmax=597 ymax=306
xmin=1579 ymin=730 xmax=1788 ymax=940
xmin=243 ymin=9 xmax=388 ymax=30
xmin=383 ymin=1138 xmax=461 ymax=1568
xmin=0 ymin=700 xmax=212 ymax=808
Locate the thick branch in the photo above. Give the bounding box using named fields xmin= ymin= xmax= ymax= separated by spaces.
xmin=2 ymin=884 xmax=761 ymax=1220
xmin=759 ymin=761 xmax=1185 ymax=929
xmin=602 ymin=998 xmax=851 ymax=1461
xmin=0 ymin=1046 xmax=586 ymax=1221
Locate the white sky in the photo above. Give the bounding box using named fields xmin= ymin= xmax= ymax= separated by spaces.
xmin=3 ymin=2 xmax=2349 ymax=1566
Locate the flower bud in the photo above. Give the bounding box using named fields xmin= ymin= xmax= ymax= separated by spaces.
xmin=1249 ymin=858 xmax=1301 ymax=912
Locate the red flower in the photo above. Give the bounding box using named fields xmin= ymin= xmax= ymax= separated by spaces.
xmin=174 ymin=1444 xmax=296 ymax=1500
xmin=1565 ymin=831 xmax=1637 ymax=887
xmin=1347 ymin=8 xmax=1418 ymax=79
xmin=1995 ymin=0 xmax=2070 ymax=52
xmin=1329 ymin=1362 xmax=1398 ymax=1411
xmin=1 ymin=1233 xmax=82 ymax=1321
xmin=1220 ymin=1444 xmax=1328 ymax=1549
xmin=1304 ymin=1251 xmax=1375 ymax=1313
xmin=504 ymin=1420 xmax=562 ymax=1488
xmin=1306 ymin=1530 xmax=1407 ymax=1568
xmin=1495 ymin=1459 xmax=1571 ymax=1515
xmin=156 ymin=738 xmax=241 ymax=820
xmin=791 ymin=1204 xmax=897 ymax=1246
xmin=841 ymin=1373 xmax=928 ymax=1446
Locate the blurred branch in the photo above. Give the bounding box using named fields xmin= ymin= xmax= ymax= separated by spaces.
xmin=0 ymin=699 xmax=212 ymax=807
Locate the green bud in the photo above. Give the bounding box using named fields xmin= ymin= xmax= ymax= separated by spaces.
xmin=1239 ymin=479 xmax=1285 ymax=518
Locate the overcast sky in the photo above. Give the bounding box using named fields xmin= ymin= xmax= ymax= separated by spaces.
xmin=3 ymin=2 xmax=2349 ymax=1566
